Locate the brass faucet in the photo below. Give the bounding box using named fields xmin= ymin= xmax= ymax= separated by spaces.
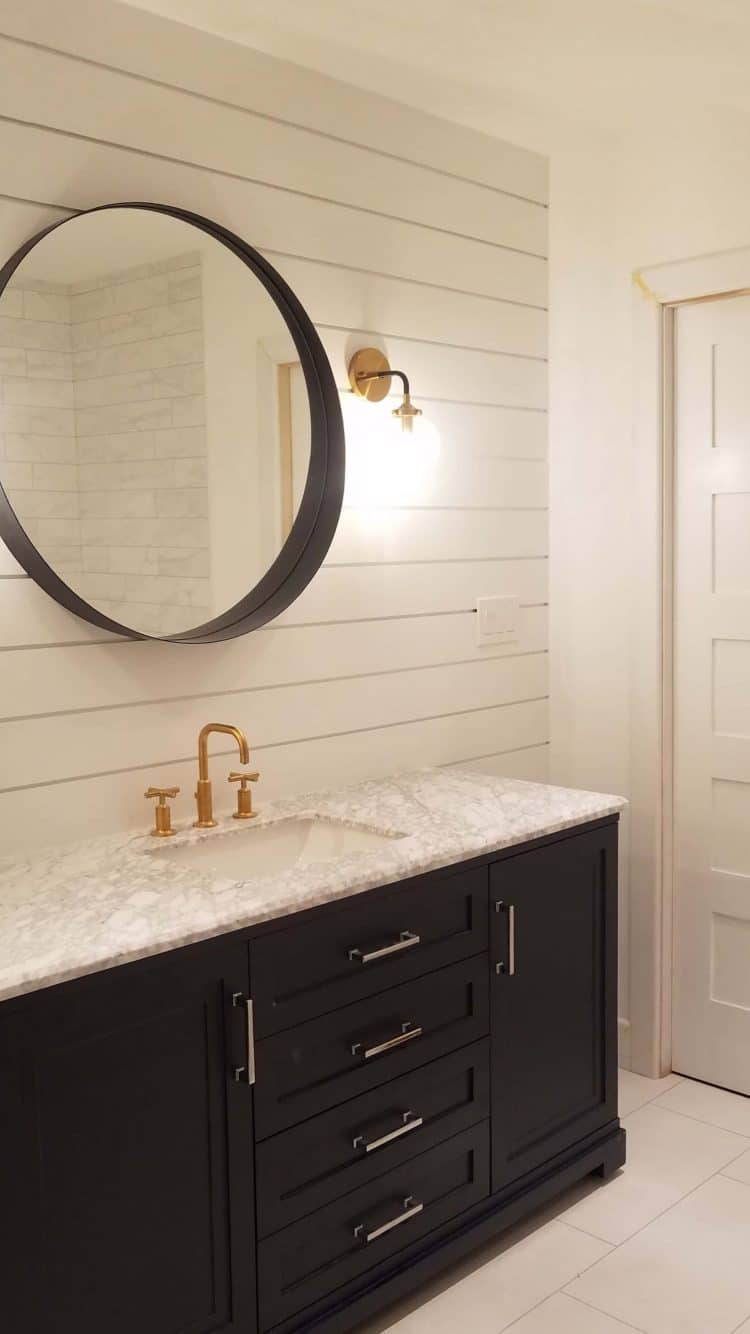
xmin=194 ymin=723 xmax=250 ymax=828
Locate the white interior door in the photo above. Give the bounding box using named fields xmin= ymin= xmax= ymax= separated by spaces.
xmin=673 ymin=294 xmax=750 ymax=1094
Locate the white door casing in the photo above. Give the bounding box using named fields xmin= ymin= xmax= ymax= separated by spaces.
xmin=672 ymin=294 xmax=750 ymax=1093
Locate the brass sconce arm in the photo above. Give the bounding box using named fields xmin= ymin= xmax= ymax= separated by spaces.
xmin=347 ymin=348 xmax=423 ymax=432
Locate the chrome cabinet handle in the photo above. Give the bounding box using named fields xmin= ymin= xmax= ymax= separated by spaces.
xmin=348 ymin=930 xmax=420 ymax=964
xmin=494 ymin=901 xmax=516 ymax=977
xmin=231 ymin=992 xmax=255 ymax=1085
xmin=353 ymin=1110 xmax=424 ymax=1154
xmin=354 ymin=1196 xmax=424 ymax=1243
xmin=351 ymin=1021 xmax=423 ymax=1061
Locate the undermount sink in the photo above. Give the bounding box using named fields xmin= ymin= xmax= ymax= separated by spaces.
xmin=157 ymin=817 xmax=405 ymax=880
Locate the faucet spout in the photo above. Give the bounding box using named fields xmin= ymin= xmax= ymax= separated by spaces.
xmin=195 ymin=722 xmax=250 ymax=827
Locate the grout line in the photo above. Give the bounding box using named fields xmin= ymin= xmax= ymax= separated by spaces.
xmin=0 ymin=33 xmax=549 ymax=210
xmin=617 ymin=1074 xmax=684 ymax=1116
xmin=645 ymin=1099 xmax=750 ymax=1139
xmin=0 ymin=111 xmax=549 ymax=265
xmin=561 ymin=1291 xmax=648 ymax=1334
xmin=560 ymin=1110 xmax=750 ymax=1262
xmin=499 ymin=1234 xmax=622 ymax=1334
xmin=0 ymin=695 xmax=549 ymax=794
xmin=729 ymin=1308 xmax=750 ymax=1334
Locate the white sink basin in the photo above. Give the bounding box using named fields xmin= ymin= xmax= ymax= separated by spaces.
xmin=158 ymin=818 xmax=405 ymax=880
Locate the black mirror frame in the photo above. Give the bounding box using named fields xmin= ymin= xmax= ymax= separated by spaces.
xmin=0 ymin=202 xmax=345 ymax=643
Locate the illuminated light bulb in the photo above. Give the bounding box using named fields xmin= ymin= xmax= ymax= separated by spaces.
xmin=340 ymin=391 xmax=441 ymax=511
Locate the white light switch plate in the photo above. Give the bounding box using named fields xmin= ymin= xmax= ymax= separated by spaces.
xmin=476 ymin=594 xmax=519 ymax=646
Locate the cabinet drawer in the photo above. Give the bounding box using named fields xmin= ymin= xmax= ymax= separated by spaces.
xmin=256 ymin=1040 xmax=489 ymax=1237
xmin=254 ymin=955 xmax=489 ymax=1139
xmin=258 ymin=1121 xmax=489 ymax=1330
xmin=250 ymin=866 xmax=487 ymax=1036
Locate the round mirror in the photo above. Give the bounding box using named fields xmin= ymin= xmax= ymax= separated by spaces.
xmin=0 ymin=204 xmax=344 ymax=641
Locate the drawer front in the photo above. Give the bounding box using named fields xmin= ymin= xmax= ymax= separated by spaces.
xmin=258 ymin=1122 xmax=489 ymax=1330
xmin=250 ymin=866 xmax=488 ymax=1036
xmin=256 ymin=1040 xmax=490 ymax=1237
xmin=254 ymin=955 xmax=489 ymax=1139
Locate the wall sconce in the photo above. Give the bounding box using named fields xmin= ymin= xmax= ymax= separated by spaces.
xmin=343 ymin=347 xmax=440 ymax=509
xmin=347 ymin=348 xmax=427 ymax=434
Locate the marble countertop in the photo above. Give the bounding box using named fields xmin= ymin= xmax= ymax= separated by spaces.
xmin=0 ymin=767 xmax=626 ymax=1004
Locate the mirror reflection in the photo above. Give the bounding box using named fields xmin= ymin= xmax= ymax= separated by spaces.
xmin=0 ymin=208 xmax=311 ymax=635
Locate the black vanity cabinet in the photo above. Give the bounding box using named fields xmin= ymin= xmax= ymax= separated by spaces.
xmin=0 ymin=817 xmax=624 ymax=1334
xmin=0 ymin=938 xmax=256 ymax=1334
xmin=490 ymin=823 xmax=619 ymax=1192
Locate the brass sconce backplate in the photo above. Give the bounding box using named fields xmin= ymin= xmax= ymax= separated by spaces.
xmin=348 ymin=347 xmax=392 ymax=402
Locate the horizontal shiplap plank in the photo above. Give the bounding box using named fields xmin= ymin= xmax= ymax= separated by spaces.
xmin=0 ymin=559 xmax=548 ymax=647
xmin=0 ymin=576 xmax=118 ymax=646
xmin=267 ymin=255 xmax=547 ymax=359
xmin=326 ymin=331 xmax=546 ymax=410
xmin=0 ymin=0 xmax=548 ymax=204
xmin=281 ymin=559 xmax=547 ymax=624
xmin=329 ymin=508 xmax=547 ymax=564
xmin=0 ymin=698 xmax=549 ymax=855
xmin=0 ymin=127 xmax=546 ymax=307
xmin=0 ymin=37 xmax=547 ymax=257
xmin=450 ymin=744 xmax=550 ymax=783
xmin=340 ymin=444 xmax=546 ymax=510
xmin=415 ymin=456 xmax=546 ymax=510
xmin=0 ymin=654 xmax=548 ymax=788
xmin=0 ymin=609 xmax=547 ymax=717
xmin=417 ymin=402 xmax=546 ymax=460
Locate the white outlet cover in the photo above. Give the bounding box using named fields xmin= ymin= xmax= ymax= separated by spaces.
xmin=476 ymin=594 xmax=519 ymax=646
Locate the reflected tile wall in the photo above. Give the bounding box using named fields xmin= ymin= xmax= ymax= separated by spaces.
xmin=0 ymin=255 xmax=210 ymax=634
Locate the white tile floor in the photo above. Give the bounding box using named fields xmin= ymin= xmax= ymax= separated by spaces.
xmin=357 ymin=1071 xmax=750 ymax=1334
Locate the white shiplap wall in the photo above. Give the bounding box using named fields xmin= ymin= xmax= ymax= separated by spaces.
xmin=0 ymin=0 xmax=548 ymax=854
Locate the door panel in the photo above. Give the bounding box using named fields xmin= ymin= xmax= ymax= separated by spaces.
xmin=490 ymin=826 xmax=618 ymax=1191
xmin=674 ymin=296 xmax=750 ymax=1094
xmin=0 ymin=941 xmax=256 ymax=1334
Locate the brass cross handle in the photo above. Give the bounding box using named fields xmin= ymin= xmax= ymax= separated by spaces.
xmin=144 ymin=786 xmax=180 ymax=837
xmin=228 ymin=770 xmax=259 ymax=821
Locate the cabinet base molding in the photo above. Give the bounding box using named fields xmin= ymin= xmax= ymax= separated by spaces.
xmin=275 ymin=1121 xmax=626 ymax=1334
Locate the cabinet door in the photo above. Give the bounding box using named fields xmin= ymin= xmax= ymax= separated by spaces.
xmin=490 ymin=824 xmax=618 ymax=1192
xmin=0 ymin=940 xmax=256 ymax=1334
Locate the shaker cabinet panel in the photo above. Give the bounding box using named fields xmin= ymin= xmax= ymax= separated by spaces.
xmin=251 ymin=866 xmax=488 ymax=1036
xmin=0 ymin=942 xmax=256 ymax=1334
xmin=256 ymin=1040 xmax=490 ymax=1236
xmin=254 ymin=954 xmax=489 ymax=1138
xmin=258 ymin=1122 xmax=490 ymax=1330
xmin=490 ymin=824 xmax=619 ymax=1191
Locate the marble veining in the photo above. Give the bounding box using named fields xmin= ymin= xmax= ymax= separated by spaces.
xmin=0 ymin=767 xmax=626 ymax=1003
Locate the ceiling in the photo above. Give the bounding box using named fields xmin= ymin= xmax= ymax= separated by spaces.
xmin=123 ymin=0 xmax=750 ymax=151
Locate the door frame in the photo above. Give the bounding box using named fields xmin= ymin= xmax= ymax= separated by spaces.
xmin=632 ymin=245 xmax=750 ymax=1076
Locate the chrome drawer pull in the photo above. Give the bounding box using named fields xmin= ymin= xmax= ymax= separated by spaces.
xmin=348 ymin=930 xmax=420 ymax=964
xmin=354 ymin=1196 xmax=424 ymax=1244
xmin=351 ymin=1022 xmax=423 ymax=1061
xmin=353 ymin=1110 xmax=424 ymax=1154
